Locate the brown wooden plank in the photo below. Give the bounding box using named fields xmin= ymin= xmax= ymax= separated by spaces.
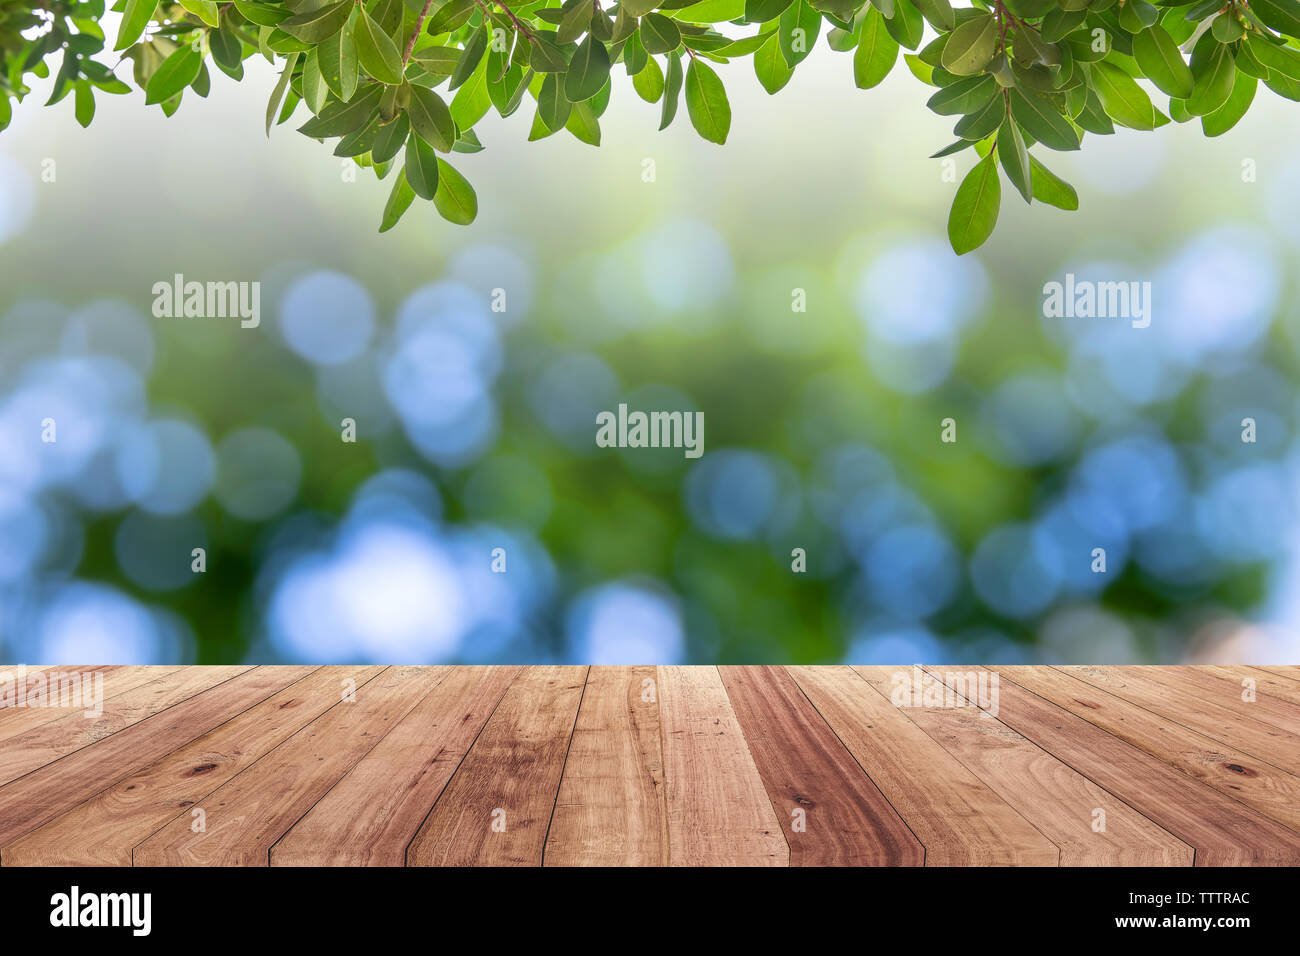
xmin=0 ymin=666 xmax=250 ymax=787
xmin=848 ymin=666 xmax=1192 ymax=865
xmin=718 ymin=665 xmax=923 ymax=866
xmin=406 ymin=666 xmax=587 ymax=866
xmin=789 ymin=666 xmax=1058 ymax=865
xmin=1063 ymin=666 xmax=1300 ymax=776
xmin=951 ymin=668 xmax=1300 ymax=865
xmin=1 ymin=666 xmax=388 ymax=865
xmin=1254 ymin=665 xmax=1300 ymax=682
xmin=1164 ymin=666 xmax=1300 ymax=737
xmin=1224 ymin=666 xmax=1300 ymax=708
xmin=133 ymin=666 xmax=437 ymax=866
xmin=996 ymin=665 xmax=1300 ymax=834
xmin=0 ymin=666 xmax=168 ymax=745
xmin=658 ymin=666 xmax=788 ymax=866
xmin=272 ymin=665 xmax=519 ymax=866
xmin=543 ymin=666 xmax=669 ymax=867
xmin=0 ymin=666 xmax=311 ymax=851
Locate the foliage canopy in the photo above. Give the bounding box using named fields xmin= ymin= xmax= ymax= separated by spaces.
xmin=3 ymin=0 xmax=1298 ymax=250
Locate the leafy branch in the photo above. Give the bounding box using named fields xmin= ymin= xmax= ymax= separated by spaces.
xmin=3 ymin=0 xmax=1299 ymax=250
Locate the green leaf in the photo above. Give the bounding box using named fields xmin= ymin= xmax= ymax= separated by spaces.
xmin=641 ymin=13 xmax=683 ymax=55
xmin=433 ymin=158 xmax=478 ymax=224
xmin=1091 ymin=60 xmax=1157 ymax=130
xmin=408 ymin=85 xmax=457 ymax=151
xmin=927 ymin=73 xmax=996 ymax=115
xmin=266 ymin=51 xmax=299 ymax=135
xmin=233 ymin=0 xmax=287 ymax=27
xmin=660 ymin=52 xmax=684 ymax=130
xmin=354 ymin=8 xmax=404 ymax=85
xmin=530 ymin=35 xmax=571 ymax=73
xmin=116 ymin=0 xmax=157 ymax=52
xmin=883 ymin=0 xmax=924 ymax=52
xmin=745 ymin=0 xmax=795 ymax=22
xmin=450 ymin=58 xmax=492 ymax=129
xmin=301 ymin=49 xmax=328 ymax=114
xmin=854 ymin=8 xmax=899 ymax=90
xmin=379 ymin=167 xmax=415 ymax=232
xmin=1131 ymin=26 xmax=1193 ymax=99
xmin=73 ymin=80 xmax=95 ymax=127
xmin=538 ymin=71 xmax=572 ymax=128
xmin=372 ymin=112 xmax=409 ymax=163
xmin=913 ymin=0 xmax=955 ymax=32
xmin=280 ymin=0 xmax=352 ymax=43
xmin=755 ymin=34 xmax=794 ymax=93
xmin=1029 ymin=154 xmax=1078 ymax=209
xmin=997 ymin=115 xmax=1031 ymax=203
xmin=684 ymin=58 xmax=731 ymax=144
xmin=179 ymin=0 xmax=221 ymax=27
xmin=953 ymin=89 xmax=1005 ymax=139
xmin=1009 ymin=88 xmax=1080 ymax=150
xmin=632 ymin=55 xmax=666 ymax=102
xmin=298 ymin=81 xmax=381 ymax=136
xmin=1186 ymin=39 xmax=1235 ymax=116
xmin=410 ymin=46 xmax=461 ymax=77
xmin=404 ymin=133 xmax=440 ymax=199
xmin=948 ymin=151 xmax=1000 ymax=254
xmin=940 ymin=12 xmax=998 ymax=76
xmin=1202 ymin=70 xmax=1255 ymax=136
xmin=1250 ymin=0 xmax=1300 ymax=36
xmin=565 ymin=100 xmax=602 ymax=144
xmin=449 ymin=25 xmax=488 ymax=91
xmin=1247 ymin=33 xmax=1300 ymax=81
xmin=566 ymin=35 xmax=611 ymax=102
xmin=318 ymin=10 xmax=359 ymax=100
xmin=779 ymin=1 xmax=822 ymax=67
xmin=146 ymin=46 xmax=203 ymax=105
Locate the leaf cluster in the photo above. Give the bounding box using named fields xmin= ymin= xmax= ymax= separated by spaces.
xmin=2 ymin=0 xmax=1297 ymax=245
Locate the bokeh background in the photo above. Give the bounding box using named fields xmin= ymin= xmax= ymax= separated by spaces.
xmin=2 ymin=29 xmax=1299 ymax=665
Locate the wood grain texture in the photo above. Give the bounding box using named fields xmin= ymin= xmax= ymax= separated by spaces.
xmin=998 ymin=665 xmax=1300 ymax=833
xmin=659 ymin=666 xmax=788 ymax=866
xmin=719 ymin=665 xmax=923 ymax=866
xmin=790 ymin=666 xmax=1058 ymax=865
xmin=1164 ymin=666 xmax=1300 ymax=737
xmin=850 ymin=666 xmax=1191 ymax=866
xmin=1254 ymin=665 xmax=1300 ymax=682
xmin=1063 ymin=666 xmax=1300 ymax=776
xmin=544 ymin=666 xmax=669 ymax=866
xmin=0 ymin=666 xmax=310 ymax=851
xmin=3 ymin=665 xmax=1298 ymax=867
xmin=957 ymin=668 xmax=1300 ymax=865
xmin=0 ymin=666 xmax=168 ymax=745
xmin=272 ymin=665 xmax=518 ymax=866
xmin=406 ymin=666 xmax=587 ymax=867
xmin=0 ymin=666 xmax=246 ymax=787
xmin=1 ymin=666 xmax=376 ymax=866
xmin=133 ymin=666 xmax=433 ymax=866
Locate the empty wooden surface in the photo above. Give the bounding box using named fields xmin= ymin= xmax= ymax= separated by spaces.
xmin=1 ymin=665 xmax=1298 ymax=866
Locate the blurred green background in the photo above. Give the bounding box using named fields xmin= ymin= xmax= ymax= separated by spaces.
xmin=2 ymin=37 xmax=1299 ymax=665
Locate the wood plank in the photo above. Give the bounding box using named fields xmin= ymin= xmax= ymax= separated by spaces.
xmin=0 ymin=666 xmax=167 ymax=745
xmin=407 ymin=666 xmax=587 ymax=866
xmin=0 ymin=666 xmax=310 ymax=850
xmin=789 ymin=666 xmax=1058 ymax=865
xmin=1164 ymin=666 xmax=1300 ymax=737
xmin=996 ymin=665 xmax=1300 ymax=834
xmin=543 ymin=666 xmax=669 ymax=867
xmin=1 ymin=666 xmax=386 ymax=865
xmin=0 ymin=666 xmax=248 ymax=786
xmin=1226 ymin=666 xmax=1300 ymax=708
xmin=658 ymin=666 xmax=788 ymax=866
xmin=1063 ymin=666 xmax=1300 ymax=776
xmin=1254 ymin=665 xmax=1300 ymax=682
xmin=948 ymin=668 xmax=1300 ymax=865
xmin=133 ymin=666 xmax=436 ymax=866
xmin=849 ymin=666 xmax=1191 ymax=865
xmin=272 ymin=666 xmax=518 ymax=866
xmin=718 ymin=665 xmax=923 ymax=866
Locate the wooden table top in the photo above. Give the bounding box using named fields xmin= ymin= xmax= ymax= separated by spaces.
xmin=0 ymin=664 xmax=1297 ymax=866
